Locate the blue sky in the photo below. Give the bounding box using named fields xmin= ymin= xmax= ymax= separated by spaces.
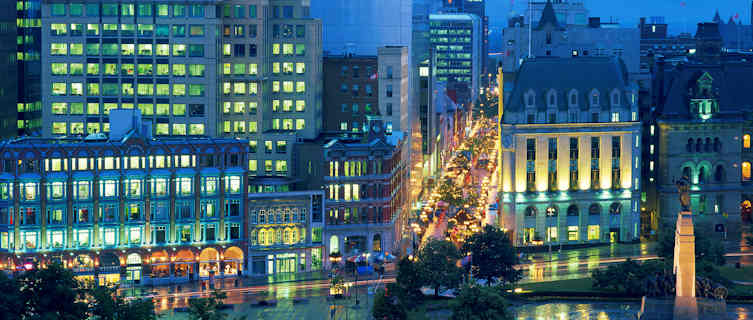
xmin=487 ymin=0 xmax=751 ymax=35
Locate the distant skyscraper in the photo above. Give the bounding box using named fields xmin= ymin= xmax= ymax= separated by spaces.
xmin=311 ymin=0 xmax=412 ymax=55
xmin=0 ymin=0 xmax=18 ymax=138
xmin=16 ymin=0 xmax=42 ymax=135
xmin=429 ymin=13 xmax=482 ymax=105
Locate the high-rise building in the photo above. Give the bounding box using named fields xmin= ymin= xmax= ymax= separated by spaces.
xmin=322 ymin=54 xmax=379 ymax=134
xmin=499 ymin=56 xmax=641 ymax=246
xmin=441 ymin=0 xmax=489 ymax=78
xmin=0 ymin=0 xmax=18 ymax=138
xmin=38 ymin=1 xmax=323 ymax=185
xmin=429 ymin=13 xmax=482 ymax=105
xmin=16 ymin=0 xmax=42 ymax=135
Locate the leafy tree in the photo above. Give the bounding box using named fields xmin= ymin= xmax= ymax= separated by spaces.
xmin=188 ymin=290 xmax=239 ymax=320
xmin=462 ymin=225 xmax=521 ymax=287
xmin=417 ymin=239 xmax=463 ymax=297
xmin=372 ymin=286 xmax=408 ymax=320
xmin=437 ymin=178 xmax=465 ymax=208
xmin=450 ymin=284 xmax=510 ymax=320
xmin=656 ymin=221 xmax=726 ymax=266
xmin=19 ymin=263 xmax=88 ymax=320
xmin=591 ymin=259 xmax=668 ymax=295
xmin=0 ymin=271 xmax=25 ymax=320
xmin=394 ymin=257 xmax=424 ymax=304
xmin=87 ymin=284 xmax=157 ymax=320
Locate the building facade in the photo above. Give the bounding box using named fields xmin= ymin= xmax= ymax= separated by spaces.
xmin=499 ymin=57 xmax=641 ymax=247
xmin=0 ymin=111 xmax=249 ymax=285
xmin=0 ymin=0 xmax=18 ymax=138
xmin=16 ymin=0 xmax=42 ymax=135
xmin=378 ymin=46 xmax=411 ymax=136
xmin=429 ymin=13 xmax=482 ymax=105
xmin=323 ymin=129 xmax=405 ymax=263
xmin=651 ymin=23 xmax=753 ymax=241
xmin=322 ymin=55 xmax=379 ymax=134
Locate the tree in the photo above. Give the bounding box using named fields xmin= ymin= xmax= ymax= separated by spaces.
xmin=450 ymin=284 xmax=510 ymax=320
xmin=657 ymin=221 xmax=726 ymax=266
xmin=87 ymin=284 xmax=157 ymax=320
xmin=417 ymin=239 xmax=463 ymax=297
xmin=461 ymin=225 xmax=521 ymax=287
xmin=19 ymin=263 xmax=88 ymax=320
xmin=188 ymin=290 xmax=237 ymax=320
xmin=394 ymin=257 xmax=424 ymax=303
xmin=0 ymin=271 xmax=25 ymax=320
xmin=591 ymin=259 xmax=667 ymax=295
xmin=372 ymin=286 xmax=408 ymax=320
xmin=437 ymin=178 xmax=464 ymax=208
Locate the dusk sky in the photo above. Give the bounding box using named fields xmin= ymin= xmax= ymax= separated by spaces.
xmin=487 ymin=0 xmax=752 ymax=35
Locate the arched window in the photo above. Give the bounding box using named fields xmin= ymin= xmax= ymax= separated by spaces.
xmin=686 ymin=139 xmax=694 ymax=153
xmin=526 ymin=92 xmax=535 ymax=107
xmin=713 ymin=138 xmax=721 ymax=152
xmin=609 ymin=202 xmax=622 ymax=215
xmin=744 ymin=134 xmax=751 ymax=149
xmin=696 ymin=138 xmax=702 ymax=152
xmin=567 ymin=205 xmax=579 ymax=216
xmin=329 ymin=235 xmax=339 ymax=254
xmin=569 ymin=91 xmax=577 ymax=106
xmin=682 ymin=166 xmax=692 ymax=179
xmin=250 ymin=230 xmax=257 ymax=245
xmin=524 ymin=206 xmax=537 ymax=217
xmin=698 ymin=166 xmax=707 ymax=184
xmin=589 ymin=203 xmax=601 ymax=215
xmin=258 ymin=229 xmax=266 ymax=245
xmin=545 ymin=205 xmax=558 ymax=217
xmin=743 ymin=162 xmax=751 ymax=181
xmin=714 ymin=165 xmax=725 ymax=182
xmin=705 ymin=138 xmax=712 ymax=152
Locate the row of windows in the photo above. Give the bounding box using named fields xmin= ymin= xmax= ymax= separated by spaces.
xmin=51 ymin=42 xmax=206 ymax=57
xmin=328 ymin=160 xmax=385 ymax=177
xmin=270 ymin=43 xmax=306 ymax=56
xmin=51 ymin=102 xmax=202 ymax=117
xmin=248 ymin=140 xmax=287 ymax=154
xmin=1 ymin=222 xmax=240 ymax=251
xmin=247 ymin=160 xmax=288 ymax=175
xmin=524 ymin=203 xmax=623 ymax=217
xmin=221 ymin=82 xmax=259 ymax=96
xmin=50 ymin=23 xmax=208 ymax=37
xmin=51 ymin=82 xmax=206 ymax=97
xmin=685 ymin=138 xmax=722 ymax=153
xmin=249 ymin=227 xmax=304 ymax=246
xmin=521 ymin=225 xmax=601 ymax=243
xmin=52 ymin=122 xmax=206 ymax=136
xmin=50 ymin=62 xmax=207 ymax=77
xmin=222 ymin=63 xmax=260 ymax=76
xmin=222 ymin=119 xmax=305 ymax=133
xmin=338 ymin=121 xmax=394 ymax=134
xmin=221 ymin=24 xmax=260 ymax=38
xmin=249 ymin=208 xmax=307 ymax=225
xmin=50 ymin=3 xmax=208 ymax=18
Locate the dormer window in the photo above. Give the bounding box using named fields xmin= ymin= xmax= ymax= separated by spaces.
xmin=569 ymin=91 xmax=577 ymax=106
xmin=611 ymin=91 xmax=620 ymax=106
xmin=590 ymin=90 xmax=600 ymax=106
xmin=525 ymin=90 xmax=535 ymax=107
xmin=690 ymin=72 xmax=718 ymax=119
xmin=547 ymin=90 xmax=556 ymax=108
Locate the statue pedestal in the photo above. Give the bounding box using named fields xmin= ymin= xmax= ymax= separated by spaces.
xmin=675 ymin=211 xmax=695 ymax=298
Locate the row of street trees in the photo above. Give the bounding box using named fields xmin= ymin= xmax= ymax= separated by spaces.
xmin=0 ymin=263 xmax=240 ymax=320
xmin=373 ymin=225 xmax=520 ymax=319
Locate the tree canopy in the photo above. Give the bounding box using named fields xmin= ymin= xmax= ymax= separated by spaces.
xmin=461 ymin=225 xmax=521 ymax=287
xmin=417 ymin=239 xmax=463 ymax=296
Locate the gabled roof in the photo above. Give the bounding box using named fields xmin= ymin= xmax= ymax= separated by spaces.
xmin=657 ymin=59 xmax=753 ymax=119
xmin=713 ymin=10 xmax=722 ymax=24
xmin=536 ymin=0 xmax=563 ymax=31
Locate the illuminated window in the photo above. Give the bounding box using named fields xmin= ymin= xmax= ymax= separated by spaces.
xmin=743 ymin=162 xmax=751 ymax=181
xmin=587 ymin=225 xmax=600 ymax=241
xmin=744 ymin=135 xmax=751 ymax=149
xmin=567 ymin=226 xmax=579 ymax=241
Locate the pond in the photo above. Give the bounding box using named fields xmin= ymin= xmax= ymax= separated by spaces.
xmin=510 ymin=301 xmax=753 ymax=319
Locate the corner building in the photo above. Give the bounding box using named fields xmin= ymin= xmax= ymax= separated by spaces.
xmin=499 ymin=56 xmax=641 ymax=247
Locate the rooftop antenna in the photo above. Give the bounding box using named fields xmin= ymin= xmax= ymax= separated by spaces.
xmin=528 ymin=0 xmax=532 ymax=58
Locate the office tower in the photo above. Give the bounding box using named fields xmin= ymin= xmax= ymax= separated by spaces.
xmin=0 ymin=0 xmax=18 ymax=138
xmin=499 ymin=56 xmax=641 ymax=246
xmin=429 ymin=12 xmax=482 ymax=105
xmin=322 ymin=54 xmax=379 ymax=134
xmin=17 ymin=0 xmax=42 ymax=135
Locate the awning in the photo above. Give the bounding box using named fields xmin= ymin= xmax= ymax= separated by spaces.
xmin=72 ymin=171 xmax=94 ymax=180
xmin=149 ymin=169 xmax=171 ymax=177
xmin=200 ymin=167 xmax=220 ymax=176
xmin=98 ymin=170 xmax=121 ymax=179
xmin=176 ymin=168 xmax=196 ymax=176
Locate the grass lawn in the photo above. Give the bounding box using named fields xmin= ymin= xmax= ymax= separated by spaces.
xmin=517 ymin=278 xmax=604 ymax=293
xmin=407 ymin=299 xmax=452 ymax=320
xmin=718 ymin=266 xmax=753 ymax=283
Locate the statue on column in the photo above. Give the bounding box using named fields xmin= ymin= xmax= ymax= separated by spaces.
xmin=676 ymin=176 xmax=691 ymax=212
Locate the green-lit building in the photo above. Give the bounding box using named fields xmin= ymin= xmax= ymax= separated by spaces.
xmin=429 ymin=12 xmax=482 ymax=105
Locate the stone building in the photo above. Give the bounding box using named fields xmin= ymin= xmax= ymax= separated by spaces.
xmin=651 ymin=23 xmax=753 ymax=240
xmin=499 ymin=56 xmax=641 ymax=247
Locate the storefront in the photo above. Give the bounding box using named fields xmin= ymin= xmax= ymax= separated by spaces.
xmin=198 ymin=248 xmax=219 ymax=278
xmin=97 ymin=252 xmax=121 ymax=286
xmin=125 ymin=253 xmax=142 ymax=285
xmin=70 ymin=254 xmax=95 ymax=282
xmin=221 ymin=246 xmax=243 ymax=277
xmin=174 ymin=249 xmax=194 ymax=282
xmin=149 ymin=250 xmax=170 ymax=285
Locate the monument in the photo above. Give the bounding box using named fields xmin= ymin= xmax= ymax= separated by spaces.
xmin=638 ymin=176 xmax=728 ymax=320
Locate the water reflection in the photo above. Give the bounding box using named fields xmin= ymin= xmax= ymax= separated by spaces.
xmin=512 ymin=302 xmax=753 ymax=320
